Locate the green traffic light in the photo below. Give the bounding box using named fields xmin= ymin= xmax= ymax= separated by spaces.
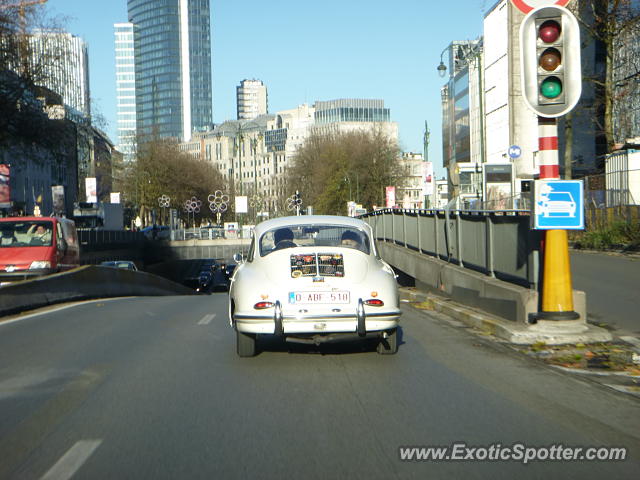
xmin=540 ymin=77 xmax=562 ymax=99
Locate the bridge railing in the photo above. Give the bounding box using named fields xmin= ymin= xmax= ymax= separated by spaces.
xmin=361 ymin=208 xmax=542 ymax=290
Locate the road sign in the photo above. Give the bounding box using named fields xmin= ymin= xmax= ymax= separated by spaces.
xmin=534 ymin=180 xmax=584 ymax=229
xmin=508 ymin=145 xmax=522 ymax=159
xmin=510 ymin=0 xmax=572 ymax=14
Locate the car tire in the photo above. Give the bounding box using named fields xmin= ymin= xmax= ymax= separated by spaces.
xmin=376 ymin=328 xmax=398 ymax=355
xmin=237 ymin=330 xmax=257 ymax=357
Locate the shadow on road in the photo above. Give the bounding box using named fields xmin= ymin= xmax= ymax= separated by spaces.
xmin=252 ymin=327 xmax=405 ymax=356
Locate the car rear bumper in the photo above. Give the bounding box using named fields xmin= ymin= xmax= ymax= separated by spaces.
xmin=234 ymin=310 xmax=401 ymax=335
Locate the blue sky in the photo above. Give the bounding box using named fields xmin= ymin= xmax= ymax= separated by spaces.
xmin=46 ymin=0 xmax=489 ymax=178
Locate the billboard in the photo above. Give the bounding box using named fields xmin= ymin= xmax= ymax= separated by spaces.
xmin=51 ymin=185 xmax=65 ymax=215
xmin=0 ymin=164 xmax=10 ymax=208
xmin=385 ymin=186 xmax=396 ymax=208
xmin=85 ymin=177 xmax=97 ymax=203
xmin=235 ymin=195 xmax=248 ymax=214
xmin=421 ymin=161 xmax=434 ymax=197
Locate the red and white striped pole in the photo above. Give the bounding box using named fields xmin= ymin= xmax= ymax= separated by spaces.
xmin=537 ymin=116 xmax=579 ymax=320
xmin=538 ymin=117 xmax=560 ymax=180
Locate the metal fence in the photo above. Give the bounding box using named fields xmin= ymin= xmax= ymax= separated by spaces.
xmin=361 ymin=208 xmax=541 ymax=290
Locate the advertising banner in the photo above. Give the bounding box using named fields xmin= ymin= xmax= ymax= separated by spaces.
xmin=235 ymin=195 xmax=248 ymax=214
xmin=421 ymin=161 xmax=434 ymax=197
xmin=0 ymin=164 xmax=10 ymax=208
xmin=85 ymin=177 xmax=97 ymax=203
xmin=51 ymin=185 xmax=65 ymax=214
xmin=385 ymin=186 xmax=396 ymax=208
xmin=110 ymin=192 xmax=121 ymax=204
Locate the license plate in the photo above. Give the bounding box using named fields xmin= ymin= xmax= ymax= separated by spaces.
xmin=289 ymin=291 xmax=350 ymax=304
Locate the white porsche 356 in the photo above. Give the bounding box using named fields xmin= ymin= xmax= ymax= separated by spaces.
xmin=228 ymin=215 xmax=401 ymax=357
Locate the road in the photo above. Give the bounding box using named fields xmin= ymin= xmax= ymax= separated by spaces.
xmin=571 ymin=251 xmax=640 ymax=335
xmin=0 ymin=294 xmax=638 ymax=479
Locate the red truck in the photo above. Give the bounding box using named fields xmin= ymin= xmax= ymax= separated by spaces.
xmin=0 ymin=216 xmax=80 ymax=283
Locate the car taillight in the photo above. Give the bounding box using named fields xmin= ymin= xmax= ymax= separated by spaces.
xmin=364 ymin=299 xmax=384 ymax=307
xmin=254 ymin=301 xmax=275 ymax=310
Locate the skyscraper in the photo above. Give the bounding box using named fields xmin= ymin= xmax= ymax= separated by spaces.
xmin=28 ymin=32 xmax=90 ymax=117
xmin=114 ymin=22 xmax=136 ymax=162
xmin=125 ymin=0 xmax=212 ymax=142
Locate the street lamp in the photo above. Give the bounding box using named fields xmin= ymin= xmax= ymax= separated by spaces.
xmin=343 ymin=176 xmax=352 ymax=201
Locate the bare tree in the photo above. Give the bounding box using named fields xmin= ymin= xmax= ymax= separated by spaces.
xmin=0 ymin=0 xmax=72 ymax=148
xmin=120 ymin=137 xmax=230 ymax=225
xmin=573 ymin=0 xmax=640 ymax=153
xmin=286 ymin=129 xmax=406 ymax=215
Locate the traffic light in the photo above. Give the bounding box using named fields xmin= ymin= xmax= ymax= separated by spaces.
xmin=519 ymin=6 xmax=581 ymax=118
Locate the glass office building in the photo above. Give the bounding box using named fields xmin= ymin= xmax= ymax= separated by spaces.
xmin=314 ymin=99 xmax=390 ymax=125
xmin=126 ymin=0 xmax=212 ymax=141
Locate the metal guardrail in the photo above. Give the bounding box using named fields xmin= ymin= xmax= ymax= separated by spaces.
xmin=361 ymin=208 xmax=542 ymax=290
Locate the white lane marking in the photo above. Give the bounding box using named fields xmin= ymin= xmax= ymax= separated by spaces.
xmin=0 ymin=297 xmax=137 ymax=328
xmin=41 ymin=439 xmax=102 ymax=480
xmin=198 ymin=313 xmax=216 ymax=325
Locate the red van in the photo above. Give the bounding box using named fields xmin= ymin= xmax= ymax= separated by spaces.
xmin=0 ymin=216 xmax=80 ymax=283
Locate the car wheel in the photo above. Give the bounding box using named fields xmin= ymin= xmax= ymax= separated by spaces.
xmin=376 ymin=328 xmax=398 ymax=355
xmin=237 ymin=330 xmax=257 ymax=357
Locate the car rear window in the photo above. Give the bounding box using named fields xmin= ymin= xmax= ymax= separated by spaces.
xmin=259 ymin=225 xmax=370 ymax=256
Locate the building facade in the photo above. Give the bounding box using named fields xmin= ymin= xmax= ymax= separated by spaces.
xmin=178 ymin=98 xmax=399 ymax=217
xmin=237 ymin=79 xmax=268 ymax=120
xmin=311 ymin=98 xmax=398 ymax=140
xmin=397 ymin=152 xmax=425 ymax=209
xmin=126 ymin=0 xmax=212 ymax=141
xmin=27 ymin=31 xmax=91 ymax=118
xmin=114 ymin=23 xmax=136 ymax=162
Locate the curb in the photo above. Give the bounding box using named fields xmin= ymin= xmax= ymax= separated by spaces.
xmin=399 ymin=287 xmax=613 ymax=345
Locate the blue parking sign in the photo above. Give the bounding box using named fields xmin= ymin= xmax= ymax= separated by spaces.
xmin=534 ymin=180 xmax=584 ymax=230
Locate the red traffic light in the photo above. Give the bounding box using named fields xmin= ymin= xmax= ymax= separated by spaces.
xmin=539 ymin=20 xmax=561 ymax=43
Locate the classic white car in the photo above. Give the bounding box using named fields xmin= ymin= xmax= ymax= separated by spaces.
xmin=228 ymin=215 xmax=401 ymax=357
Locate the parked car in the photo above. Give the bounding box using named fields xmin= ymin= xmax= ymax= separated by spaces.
xmin=100 ymin=260 xmax=138 ymax=271
xmin=0 ymin=216 xmax=80 ymax=283
xmin=228 ymin=215 xmax=401 ymax=357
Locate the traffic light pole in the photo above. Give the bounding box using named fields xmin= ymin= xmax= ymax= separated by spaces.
xmin=537 ymin=116 xmax=579 ymax=320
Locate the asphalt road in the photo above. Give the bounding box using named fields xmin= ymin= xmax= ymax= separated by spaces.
xmin=570 ymin=251 xmax=640 ymax=335
xmin=0 ymin=294 xmax=639 ymax=479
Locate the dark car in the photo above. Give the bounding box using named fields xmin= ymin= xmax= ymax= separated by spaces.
xmin=100 ymin=260 xmax=138 ymax=271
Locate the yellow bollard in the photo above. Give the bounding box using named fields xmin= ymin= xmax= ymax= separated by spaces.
xmin=539 ymin=229 xmax=579 ymax=319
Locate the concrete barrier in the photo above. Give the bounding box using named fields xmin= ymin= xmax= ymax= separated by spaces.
xmin=379 ymin=242 xmax=586 ymax=324
xmin=0 ymin=265 xmax=194 ymax=317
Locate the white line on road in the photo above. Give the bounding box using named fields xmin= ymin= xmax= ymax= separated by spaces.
xmin=198 ymin=313 xmax=216 ymax=325
xmin=0 ymin=297 xmax=137 ymax=328
xmin=40 ymin=439 xmax=102 ymax=480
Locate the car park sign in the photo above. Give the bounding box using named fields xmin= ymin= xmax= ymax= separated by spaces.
xmin=534 ymin=180 xmax=584 ymax=229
